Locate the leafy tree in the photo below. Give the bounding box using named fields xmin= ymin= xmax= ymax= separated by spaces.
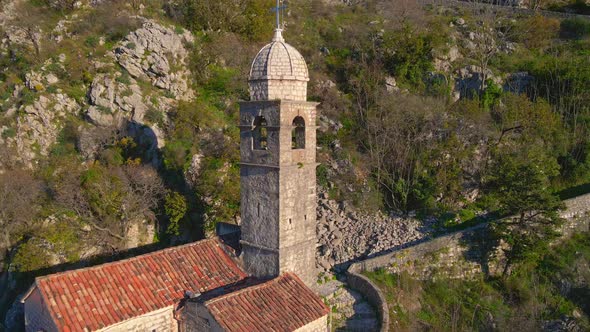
xmin=164 ymin=192 xmax=187 ymax=236
xmin=485 ymin=94 xmax=566 ymax=276
xmin=54 ymin=164 xmax=164 ymax=247
xmin=481 ymin=79 xmax=503 ymax=111
xmin=165 ymin=0 xmax=274 ymax=41
xmin=486 ymin=150 xmax=563 ymax=277
xmin=382 ymin=26 xmax=435 ymax=91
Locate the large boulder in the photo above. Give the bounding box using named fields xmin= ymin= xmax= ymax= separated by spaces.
xmin=504 ymin=72 xmax=534 ymax=94
xmin=86 ymin=73 xmax=149 ymax=126
xmin=453 ymin=65 xmax=501 ymax=101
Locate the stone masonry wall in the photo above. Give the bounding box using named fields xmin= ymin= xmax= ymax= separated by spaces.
xmin=293 ymin=315 xmax=329 ymax=332
xmin=249 ymin=80 xmax=307 ymax=102
xmin=98 ymin=306 xmax=177 ymax=332
xmin=349 ymin=193 xmax=590 ymax=280
xmin=345 ymin=269 xmax=389 ymax=332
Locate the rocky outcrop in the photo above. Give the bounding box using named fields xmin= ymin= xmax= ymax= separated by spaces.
xmin=12 ymin=93 xmax=79 ymax=167
xmin=433 ymin=45 xmax=461 ymax=73
xmin=0 ymin=0 xmax=40 ymax=50
xmin=185 ymin=153 xmax=204 ymax=188
xmin=316 ymin=192 xmax=434 ymax=272
xmin=114 ymin=21 xmax=194 ymax=101
xmin=87 ymin=73 xmax=148 ymax=127
xmin=81 ymin=21 xmax=195 ymax=162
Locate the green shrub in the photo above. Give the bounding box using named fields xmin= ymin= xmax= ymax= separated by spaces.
xmin=1 ymin=127 xmax=16 ymax=139
xmin=458 ymin=208 xmax=476 ymax=222
xmin=116 ymin=72 xmax=132 ymax=85
xmin=19 ymin=88 xmax=37 ymax=106
xmin=561 ymin=18 xmax=590 ymax=39
xmin=45 ymin=62 xmax=68 ymax=79
xmin=62 ymin=84 xmax=88 ymax=104
xmin=44 ymin=220 xmax=82 ymax=262
xmin=481 ymin=79 xmax=503 ymax=110
xmin=84 ymin=35 xmax=100 ymax=48
xmin=165 ymin=192 xmax=187 ymax=236
xmin=382 ymin=27 xmax=435 ymax=91
xmin=316 ymin=164 xmax=329 ymax=188
xmin=12 ymin=240 xmax=52 ymax=272
xmin=162 ymin=139 xmax=193 ymax=171
xmin=144 ymin=108 xmax=164 ymax=126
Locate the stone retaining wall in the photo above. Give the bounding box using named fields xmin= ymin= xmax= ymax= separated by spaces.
xmin=345 ymin=267 xmax=389 ymax=332
xmin=350 ymin=222 xmax=494 ymax=280
xmin=350 ymin=193 xmax=590 ymax=279
xmin=346 ymin=193 xmax=590 ymax=331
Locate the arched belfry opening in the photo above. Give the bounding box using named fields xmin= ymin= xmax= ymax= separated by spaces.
xmin=253 ymin=116 xmax=268 ymax=150
xmin=292 ymin=116 xmax=305 ymax=149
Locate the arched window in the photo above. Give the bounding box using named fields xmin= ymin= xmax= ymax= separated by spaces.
xmin=292 ymin=116 xmax=305 ymax=149
xmin=253 ymin=116 xmax=268 ymax=150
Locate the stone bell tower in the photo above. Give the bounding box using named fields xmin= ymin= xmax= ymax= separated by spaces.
xmin=239 ymin=27 xmax=318 ymax=286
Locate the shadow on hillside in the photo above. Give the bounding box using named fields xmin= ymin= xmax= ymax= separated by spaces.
xmin=558 ymin=182 xmax=590 ymax=200
xmin=1 ymin=120 xmax=211 ymax=329
xmin=331 ymin=236 xmax=432 ymax=273
xmin=458 ymin=223 xmax=501 ymax=277
xmin=0 ymin=240 xmax=172 ymax=331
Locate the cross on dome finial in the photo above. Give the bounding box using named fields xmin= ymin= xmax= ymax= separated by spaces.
xmin=271 ymin=0 xmax=287 ymax=31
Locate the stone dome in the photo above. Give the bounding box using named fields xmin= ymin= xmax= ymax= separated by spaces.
xmin=248 ymin=30 xmax=309 ymax=101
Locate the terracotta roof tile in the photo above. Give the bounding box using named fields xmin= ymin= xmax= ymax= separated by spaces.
xmin=205 ymin=273 xmax=329 ymax=332
xmin=34 ymin=238 xmax=247 ymax=331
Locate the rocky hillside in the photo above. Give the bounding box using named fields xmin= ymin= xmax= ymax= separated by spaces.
xmin=1 ymin=0 xmax=590 ymax=328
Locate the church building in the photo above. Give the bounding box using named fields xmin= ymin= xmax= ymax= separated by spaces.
xmin=22 ymin=21 xmax=328 ymax=332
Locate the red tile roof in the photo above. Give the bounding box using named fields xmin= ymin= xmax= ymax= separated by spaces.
xmin=32 ymin=238 xmax=248 ymax=331
xmin=205 ymin=273 xmax=330 ymax=332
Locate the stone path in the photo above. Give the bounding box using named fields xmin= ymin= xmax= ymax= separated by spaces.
xmin=317 ymin=279 xmax=380 ymax=332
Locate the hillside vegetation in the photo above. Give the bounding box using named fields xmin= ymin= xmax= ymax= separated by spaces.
xmin=0 ymin=0 xmax=590 ymax=327
xmin=367 ymin=232 xmax=590 ymax=331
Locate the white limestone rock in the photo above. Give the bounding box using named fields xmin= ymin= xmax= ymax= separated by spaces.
xmin=185 ymin=153 xmax=204 ymax=188
xmin=114 ymin=21 xmax=194 ymax=101
xmin=385 ymin=76 xmax=399 ymax=93
xmin=13 ymin=93 xmax=80 ymax=167
xmin=87 ymin=105 xmax=117 ymax=127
